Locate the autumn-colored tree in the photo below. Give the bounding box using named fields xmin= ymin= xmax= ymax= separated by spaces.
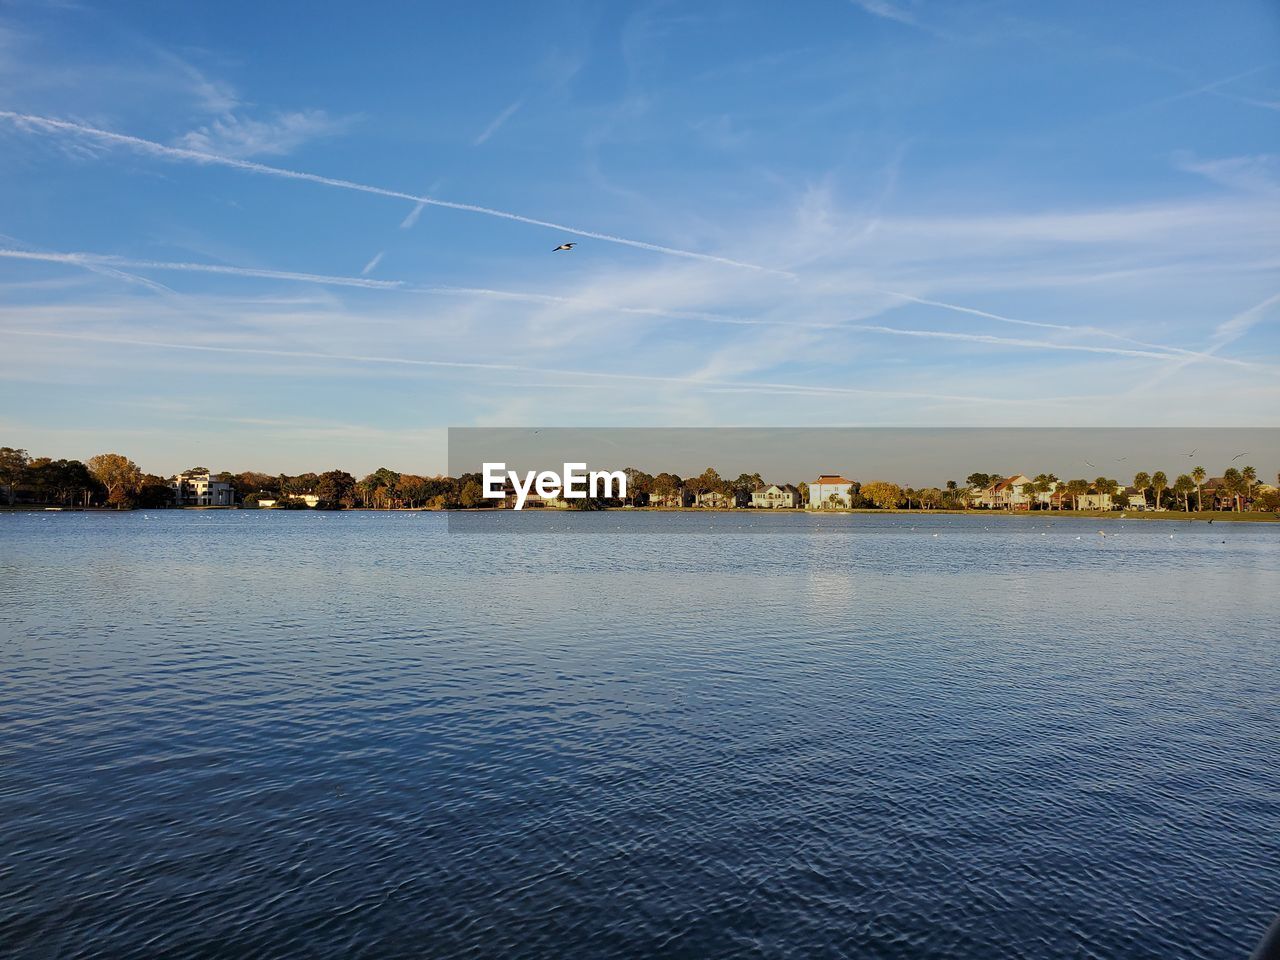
xmin=317 ymin=470 xmax=357 ymax=509
xmin=87 ymin=453 xmax=143 ymax=509
xmin=861 ymin=481 xmax=904 ymax=510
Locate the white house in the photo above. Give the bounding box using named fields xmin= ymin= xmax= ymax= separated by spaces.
xmin=170 ymin=469 xmax=236 ymax=507
xmin=752 ymin=483 xmax=803 ymax=509
xmin=807 ymin=475 xmax=855 ymax=509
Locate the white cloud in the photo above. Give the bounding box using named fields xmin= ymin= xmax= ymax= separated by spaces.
xmin=1175 ymin=152 xmax=1280 ymax=195
xmin=176 ymin=109 xmax=350 ymax=158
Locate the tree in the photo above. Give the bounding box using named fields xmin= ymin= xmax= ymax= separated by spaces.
xmin=87 ymin=453 xmax=143 ymax=508
xmin=1033 ymin=473 xmax=1058 ymax=510
xmin=459 ymin=480 xmax=483 ymax=508
xmin=1242 ymin=466 xmax=1257 ymax=507
xmin=1094 ymin=477 xmax=1119 ymax=510
xmin=1133 ymin=472 xmax=1151 ymax=508
xmin=919 ymin=487 xmax=943 ymax=509
xmin=650 ymin=472 xmax=682 ymax=506
xmin=1151 ymin=471 xmax=1168 ymax=510
xmin=623 ymin=467 xmax=653 ymax=506
xmin=1173 ymin=474 xmax=1194 ymax=512
xmin=861 ymin=481 xmax=904 ymax=510
xmin=0 ymin=446 xmax=29 ymax=505
xmin=1020 ymin=482 xmax=1039 ymax=510
xmin=1065 ymin=478 xmax=1090 ymax=511
xmin=136 ymin=474 xmax=174 ymax=508
xmin=1221 ymin=467 xmax=1244 ymax=512
xmin=317 ymin=470 xmax=357 ymax=509
xmin=1192 ymin=466 xmax=1206 ymax=512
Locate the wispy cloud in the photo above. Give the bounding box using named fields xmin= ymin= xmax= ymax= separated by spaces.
xmin=473 ymin=98 xmax=524 ymax=146
xmin=2 ymin=327 xmax=1009 ymax=404
xmin=0 ymin=111 xmax=789 ymax=276
xmin=1174 ymin=152 xmax=1280 ymax=195
xmin=360 ymin=251 xmax=384 ymax=276
xmin=0 ymin=248 xmax=402 ymax=289
xmin=176 ymin=109 xmax=351 ymax=158
xmin=849 ymin=0 xmax=917 ymax=27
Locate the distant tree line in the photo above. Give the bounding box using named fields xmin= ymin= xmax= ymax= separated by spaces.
xmin=2 ymin=446 xmax=1276 ymax=512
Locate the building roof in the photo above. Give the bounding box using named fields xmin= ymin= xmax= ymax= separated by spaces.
xmin=813 ymin=475 xmax=852 ymax=484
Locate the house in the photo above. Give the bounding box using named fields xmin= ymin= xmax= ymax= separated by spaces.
xmin=751 ymin=483 xmax=802 ymax=509
xmin=647 ymin=488 xmax=693 ymax=508
xmin=808 ymin=475 xmax=855 ymax=509
xmin=1076 ymin=490 xmax=1115 ymax=510
xmin=1122 ymin=487 xmax=1148 ymax=510
xmin=256 ymin=493 xmax=321 ymax=508
xmin=977 ymin=475 xmax=1033 ymax=510
xmin=170 ymin=469 xmax=236 ymax=507
xmin=696 ymin=490 xmax=735 ymax=509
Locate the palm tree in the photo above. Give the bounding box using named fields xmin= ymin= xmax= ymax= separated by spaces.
xmin=1094 ymin=477 xmax=1119 ymax=511
xmin=1021 ymin=481 xmax=1039 ymax=511
xmin=1222 ymin=467 xmax=1244 ymax=511
xmin=1173 ymin=474 xmax=1194 ymax=511
xmin=1151 ymin=471 xmax=1168 ymax=511
xmin=1066 ymin=478 xmax=1089 ymax=510
xmin=1192 ymin=466 xmax=1206 ymax=512
xmin=1242 ymin=465 xmax=1257 ymax=508
xmin=1033 ymin=473 xmax=1058 ymax=510
xmin=1133 ymin=472 xmax=1151 ymax=509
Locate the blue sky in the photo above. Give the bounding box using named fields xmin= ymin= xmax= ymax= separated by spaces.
xmin=1 ymin=0 xmax=1277 ymax=475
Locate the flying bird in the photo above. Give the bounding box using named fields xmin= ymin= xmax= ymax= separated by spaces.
xmin=1187 ymin=448 xmax=1197 ymax=458
xmin=1231 ymin=452 xmax=1247 ymax=461
xmin=552 ymin=242 xmax=577 ymax=252
xmin=1084 ymin=460 xmax=1097 ymax=468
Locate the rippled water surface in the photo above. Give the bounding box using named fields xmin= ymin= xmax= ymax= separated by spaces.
xmin=2 ymin=511 xmax=1278 ymax=959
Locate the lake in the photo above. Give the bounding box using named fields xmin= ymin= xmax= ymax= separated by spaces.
xmin=1 ymin=511 xmax=1277 ymax=959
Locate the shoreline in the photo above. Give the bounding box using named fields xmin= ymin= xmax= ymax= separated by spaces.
xmin=5 ymin=505 xmax=1277 ymax=523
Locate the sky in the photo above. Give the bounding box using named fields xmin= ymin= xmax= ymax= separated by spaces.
xmin=1 ymin=0 xmax=1278 ymax=477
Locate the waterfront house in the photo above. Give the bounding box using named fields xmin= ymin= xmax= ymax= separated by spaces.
xmin=696 ymin=490 xmax=735 ymax=509
xmin=170 ymin=469 xmax=236 ymax=507
xmin=751 ymin=483 xmax=802 ymax=509
xmin=807 ymin=475 xmax=855 ymax=509
xmin=647 ymin=488 xmax=693 ymax=508
xmin=977 ymin=475 xmax=1033 ymax=510
xmin=1122 ymin=487 xmax=1149 ymax=510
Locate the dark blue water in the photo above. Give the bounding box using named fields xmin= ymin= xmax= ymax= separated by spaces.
xmin=1 ymin=511 xmax=1277 ymax=959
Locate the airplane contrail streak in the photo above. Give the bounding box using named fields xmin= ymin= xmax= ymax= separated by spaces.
xmin=0 ymin=111 xmax=792 ymax=277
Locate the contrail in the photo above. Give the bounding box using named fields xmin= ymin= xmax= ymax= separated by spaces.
xmin=844 ymin=323 xmax=1209 ymax=363
xmin=3 ymin=327 xmax=1009 ymax=404
xmin=7 ymin=247 xmax=1253 ymax=365
xmin=0 ymin=249 xmax=403 ymax=289
xmin=880 ymin=290 xmax=1253 ymax=365
xmin=1126 ymin=290 xmax=1280 ymax=395
xmin=0 ymin=110 xmax=791 ymax=277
